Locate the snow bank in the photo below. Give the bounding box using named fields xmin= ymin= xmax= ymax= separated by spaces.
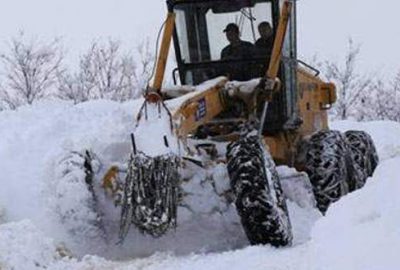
xmin=0 ymin=99 xmax=138 ymax=258
xmin=0 ymin=99 xmax=399 ymax=270
xmin=310 ymin=156 xmax=400 ymax=270
xmin=109 ymin=246 xmax=309 ymax=270
xmin=331 ymin=120 xmax=400 ymax=161
xmin=0 ymin=220 xmax=61 ymax=270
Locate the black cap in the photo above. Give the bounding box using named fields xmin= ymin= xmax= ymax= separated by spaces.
xmin=258 ymin=21 xmax=272 ymax=29
xmin=223 ymin=23 xmax=239 ymax=33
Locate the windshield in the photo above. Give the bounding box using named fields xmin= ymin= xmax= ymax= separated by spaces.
xmin=174 ymin=1 xmax=273 ymax=64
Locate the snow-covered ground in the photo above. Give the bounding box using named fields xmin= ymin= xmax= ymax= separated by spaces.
xmin=0 ymin=100 xmax=399 ymax=270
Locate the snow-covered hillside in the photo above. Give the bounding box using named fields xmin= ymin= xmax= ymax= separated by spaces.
xmin=0 ymin=100 xmax=399 ymax=270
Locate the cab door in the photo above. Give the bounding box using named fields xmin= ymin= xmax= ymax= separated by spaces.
xmin=280 ymin=0 xmax=298 ymax=122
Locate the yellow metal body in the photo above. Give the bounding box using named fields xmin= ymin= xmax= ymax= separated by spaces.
xmin=264 ymin=68 xmax=336 ymax=165
xmin=169 ymin=68 xmax=335 ymax=166
xmin=172 ymin=78 xmax=228 ymax=140
xmin=152 ymin=12 xmax=176 ymax=92
xmin=267 ymin=0 xmax=292 ymax=79
xmin=102 ymin=166 xmax=122 ymax=198
xmin=297 ymin=68 xmax=336 ymax=135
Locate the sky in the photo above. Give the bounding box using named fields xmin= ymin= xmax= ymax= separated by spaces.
xmin=297 ymin=0 xmax=399 ymax=78
xmin=0 ymin=0 xmax=397 ymax=77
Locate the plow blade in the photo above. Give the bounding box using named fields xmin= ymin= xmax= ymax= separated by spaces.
xmin=278 ymin=167 xmax=317 ymax=209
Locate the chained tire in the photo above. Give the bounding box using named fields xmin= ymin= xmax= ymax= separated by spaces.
xmin=54 ymin=150 xmax=104 ymax=239
xmin=305 ymin=130 xmax=352 ymax=214
xmin=345 ymin=130 xmax=379 ymax=180
xmin=226 ymin=136 xmax=292 ymax=247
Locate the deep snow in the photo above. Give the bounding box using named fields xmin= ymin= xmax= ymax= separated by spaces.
xmin=0 ymin=100 xmax=399 ymax=270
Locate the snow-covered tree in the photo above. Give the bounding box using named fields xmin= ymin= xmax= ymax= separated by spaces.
xmin=324 ymin=39 xmax=372 ymax=120
xmin=58 ymin=39 xmax=154 ymax=103
xmin=0 ymin=33 xmax=63 ymax=109
xmin=133 ymin=39 xmax=156 ymax=92
xmin=358 ymin=73 xmax=400 ymax=122
xmin=59 ymin=40 xmax=136 ymax=102
xmin=57 ymin=72 xmax=90 ymax=104
xmin=388 ymin=72 xmax=400 ymax=121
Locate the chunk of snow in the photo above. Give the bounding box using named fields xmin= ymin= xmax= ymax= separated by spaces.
xmin=0 ymin=220 xmax=60 ymax=270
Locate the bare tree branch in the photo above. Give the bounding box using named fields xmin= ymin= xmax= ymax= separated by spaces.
xmin=323 ymin=38 xmax=372 ymax=120
xmin=58 ymin=38 xmax=154 ymax=103
xmin=0 ymin=33 xmax=63 ymax=109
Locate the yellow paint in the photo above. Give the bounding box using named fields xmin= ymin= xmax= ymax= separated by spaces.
xmin=152 ymin=13 xmax=176 ymax=92
xmin=267 ymin=1 xmax=292 ymax=79
xmin=102 ymin=166 xmax=120 ymax=196
xmin=172 ymin=78 xmax=228 ymax=139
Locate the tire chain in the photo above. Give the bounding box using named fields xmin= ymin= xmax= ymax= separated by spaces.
xmin=345 ymin=130 xmax=379 ymax=178
xmin=119 ymin=153 xmax=180 ymax=242
xmin=305 ymin=130 xmax=379 ymax=214
xmin=305 ymin=130 xmax=350 ymax=214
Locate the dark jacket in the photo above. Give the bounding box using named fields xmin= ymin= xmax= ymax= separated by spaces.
xmin=255 ymin=37 xmax=274 ymax=57
xmin=221 ymin=40 xmax=254 ymax=60
xmin=220 ymin=41 xmax=255 ymax=81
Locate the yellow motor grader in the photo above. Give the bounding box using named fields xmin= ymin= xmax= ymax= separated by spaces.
xmin=97 ymin=0 xmax=378 ymax=247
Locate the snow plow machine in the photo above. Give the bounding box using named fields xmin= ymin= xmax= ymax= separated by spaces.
xmin=72 ymin=0 xmax=379 ymax=248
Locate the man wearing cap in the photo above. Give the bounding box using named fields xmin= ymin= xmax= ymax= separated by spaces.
xmin=255 ymin=21 xmax=274 ymax=57
xmin=220 ymin=23 xmax=254 ymax=81
xmin=254 ymin=21 xmax=274 ymax=76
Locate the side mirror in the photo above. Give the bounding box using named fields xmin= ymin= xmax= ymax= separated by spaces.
xmin=172 ymin=67 xmax=179 ymax=85
xmin=297 ymin=59 xmax=320 ymax=77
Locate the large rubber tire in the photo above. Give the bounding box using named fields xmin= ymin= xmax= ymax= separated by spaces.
xmin=345 ymin=130 xmax=379 ymax=178
xmin=226 ymin=136 xmax=292 ymax=247
xmin=305 ymin=130 xmax=351 ymax=214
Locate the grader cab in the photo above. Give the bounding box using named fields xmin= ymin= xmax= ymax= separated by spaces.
xmin=96 ymin=0 xmax=379 ymax=247
xmin=164 ymin=0 xmax=337 ymax=164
